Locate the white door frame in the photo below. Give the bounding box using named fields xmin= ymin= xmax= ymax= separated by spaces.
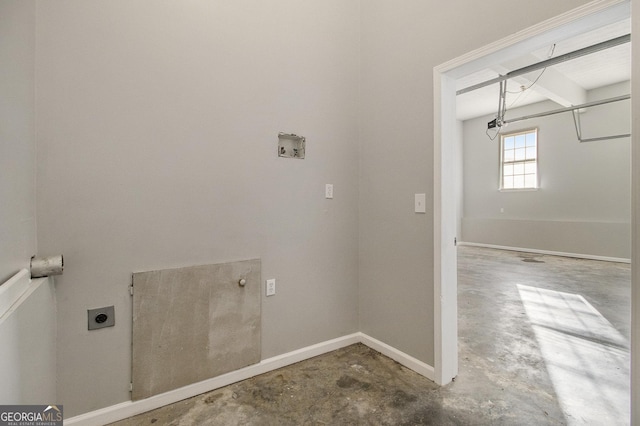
xmin=432 ymin=0 xmax=633 ymax=394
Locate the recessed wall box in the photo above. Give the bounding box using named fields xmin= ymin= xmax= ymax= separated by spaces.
xmin=278 ymin=133 xmax=305 ymax=159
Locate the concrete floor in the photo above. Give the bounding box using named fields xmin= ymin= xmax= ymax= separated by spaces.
xmin=111 ymin=246 xmax=631 ymax=425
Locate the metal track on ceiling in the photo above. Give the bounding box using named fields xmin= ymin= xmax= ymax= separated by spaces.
xmin=456 ymin=34 xmax=630 ymax=96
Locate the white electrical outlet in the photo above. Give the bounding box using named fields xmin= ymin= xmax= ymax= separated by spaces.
xmin=266 ymin=279 xmax=276 ymax=296
xmin=325 ymin=184 xmax=334 ymax=199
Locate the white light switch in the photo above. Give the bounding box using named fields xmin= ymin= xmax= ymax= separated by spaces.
xmin=415 ymin=193 xmax=426 ymax=213
xmin=325 ymin=184 xmax=334 ymax=199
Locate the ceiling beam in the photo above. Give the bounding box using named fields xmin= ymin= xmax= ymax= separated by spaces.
xmin=491 ymin=54 xmax=587 ymax=107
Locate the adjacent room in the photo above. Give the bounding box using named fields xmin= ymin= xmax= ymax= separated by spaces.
xmin=457 ymin=19 xmax=631 ymax=260
xmin=453 ymin=13 xmax=632 ymax=425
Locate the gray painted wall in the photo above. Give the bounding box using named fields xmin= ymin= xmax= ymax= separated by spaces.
xmin=358 ymin=0 xmax=592 ymax=368
xmin=462 ymin=81 xmax=631 ymax=258
xmin=35 ymin=1 xmax=359 ymax=416
xmin=0 ymin=0 xmax=36 ymax=284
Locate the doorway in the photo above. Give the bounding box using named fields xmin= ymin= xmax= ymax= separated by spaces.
xmin=433 ymin=0 xmax=634 ymax=421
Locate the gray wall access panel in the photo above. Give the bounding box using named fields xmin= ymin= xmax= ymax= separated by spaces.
xmin=131 ymin=259 xmax=261 ymax=400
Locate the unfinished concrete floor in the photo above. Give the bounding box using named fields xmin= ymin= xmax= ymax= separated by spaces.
xmin=112 ymin=246 xmax=631 ymax=425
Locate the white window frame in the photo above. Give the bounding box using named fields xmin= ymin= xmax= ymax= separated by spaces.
xmin=499 ymin=128 xmax=538 ymax=191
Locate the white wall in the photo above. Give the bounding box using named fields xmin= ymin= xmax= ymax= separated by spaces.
xmin=455 ymin=120 xmax=464 ymax=242
xmin=0 ymin=0 xmax=36 ymax=284
xmin=462 ymin=81 xmax=631 ymax=259
xmin=35 ymin=1 xmax=360 ymax=416
xmin=359 ymin=0 xmax=593 ymax=367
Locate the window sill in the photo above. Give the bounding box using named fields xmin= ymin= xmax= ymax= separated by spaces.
xmin=499 ymin=187 xmax=539 ymax=192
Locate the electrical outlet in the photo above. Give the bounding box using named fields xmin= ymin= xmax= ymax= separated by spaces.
xmin=266 ymin=279 xmax=276 ymax=296
xmin=88 ymin=306 xmax=115 ymax=330
xmin=325 ymin=184 xmax=334 ymax=199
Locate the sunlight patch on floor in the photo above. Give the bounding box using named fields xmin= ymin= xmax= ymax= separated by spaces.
xmin=518 ymin=284 xmax=629 ymax=425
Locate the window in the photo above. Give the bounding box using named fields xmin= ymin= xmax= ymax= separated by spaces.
xmin=500 ymin=129 xmax=537 ymax=190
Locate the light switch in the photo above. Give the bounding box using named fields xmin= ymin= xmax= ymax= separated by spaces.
xmin=415 ymin=193 xmax=426 ymax=213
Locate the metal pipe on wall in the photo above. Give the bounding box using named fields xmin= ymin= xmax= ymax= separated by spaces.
xmin=31 ymin=255 xmax=64 ymax=278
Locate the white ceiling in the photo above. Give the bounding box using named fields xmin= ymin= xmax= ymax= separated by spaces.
xmin=456 ymin=18 xmax=631 ymax=121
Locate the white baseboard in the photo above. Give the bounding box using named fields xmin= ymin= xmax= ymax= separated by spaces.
xmin=359 ymin=334 xmax=435 ymax=381
xmin=458 ymin=241 xmax=631 ymax=264
xmin=65 ymin=333 xmax=434 ymax=426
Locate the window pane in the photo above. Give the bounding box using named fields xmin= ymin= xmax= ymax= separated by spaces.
xmin=504 ymin=149 xmax=515 ymax=162
xmin=501 ymin=130 xmax=539 ymax=190
xmin=503 ymin=176 xmax=514 ymax=189
xmin=526 ymin=147 xmax=537 ymax=160
xmin=525 ymin=162 xmax=536 ymax=174
xmin=514 ymin=175 xmax=525 ymax=188
xmin=504 ymin=137 xmax=514 ymax=150
xmin=514 ymin=163 xmax=525 ymax=175
xmin=525 ymin=174 xmax=537 ymax=188
xmin=526 ymin=132 xmax=536 ymax=147
xmin=503 ymin=164 xmax=514 ymax=176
